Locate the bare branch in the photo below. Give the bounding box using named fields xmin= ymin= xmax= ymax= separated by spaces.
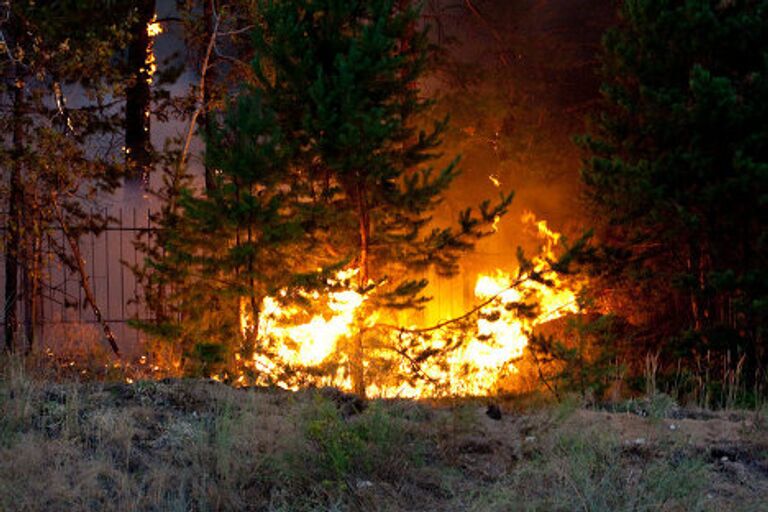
xmin=376 ymin=273 xmax=531 ymax=334
xmin=216 ymin=25 xmax=254 ymax=37
xmin=179 ymin=13 xmax=220 ymax=169
xmin=50 ymin=191 xmax=121 ymax=357
xmin=464 ymin=0 xmax=509 ymax=67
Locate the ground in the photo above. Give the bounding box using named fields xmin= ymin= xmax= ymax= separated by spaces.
xmin=0 ymin=367 xmax=767 ymax=511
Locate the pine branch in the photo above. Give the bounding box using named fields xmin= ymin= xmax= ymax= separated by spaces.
xmin=376 ymin=271 xmax=532 ymax=334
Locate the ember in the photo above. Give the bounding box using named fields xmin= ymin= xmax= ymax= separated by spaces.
xmin=144 ymin=14 xmax=162 ymax=85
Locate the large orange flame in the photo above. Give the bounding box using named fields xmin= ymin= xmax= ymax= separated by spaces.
xmin=233 ymin=211 xmax=581 ymax=397
xmin=259 ymin=269 xmax=366 ymax=367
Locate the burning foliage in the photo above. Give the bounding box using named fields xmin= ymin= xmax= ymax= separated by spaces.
xmin=195 ymin=211 xmax=586 ymax=398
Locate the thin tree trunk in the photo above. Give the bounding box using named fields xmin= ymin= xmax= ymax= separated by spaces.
xmin=688 ymin=244 xmax=703 ymax=333
xmin=246 ymin=222 xmax=259 ymax=353
xmin=125 ymin=0 xmax=155 ymax=186
xmin=357 ymin=187 xmax=370 ymax=289
xmin=352 ymin=182 xmax=370 ymax=397
xmin=22 ymin=191 xmax=42 ymax=353
xmin=51 ymin=193 xmax=120 ymax=357
xmin=688 ymin=238 xmax=711 ymax=336
xmin=177 ymin=9 xmax=219 ymax=188
xmin=21 ymin=245 xmax=33 ymax=350
xmin=202 ymin=0 xmax=218 ymax=193
xmin=28 ymin=226 xmax=42 ymax=354
xmin=3 ymin=62 xmax=24 ymax=353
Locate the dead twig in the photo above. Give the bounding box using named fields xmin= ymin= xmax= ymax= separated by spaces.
xmin=464 ymin=0 xmax=509 ymax=67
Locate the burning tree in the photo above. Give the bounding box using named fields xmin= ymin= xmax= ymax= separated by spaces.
xmin=142 ymin=0 xmax=512 ymax=390
xmin=245 ymin=0 xmax=512 ymax=394
xmin=136 ymin=91 xmax=343 ymax=377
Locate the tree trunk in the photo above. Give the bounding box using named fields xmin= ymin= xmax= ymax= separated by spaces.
xmin=21 ymin=242 xmax=33 ymax=351
xmin=125 ymin=0 xmax=155 ymax=186
xmin=687 ymin=243 xmax=703 ymax=334
xmin=22 ymin=190 xmax=43 ymax=353
xmin=178 ymin=5 xmax=219 ymax=191
xmin=3 ymin=62 xmax=24 ymax=353
xmin=245 ymin=222 xmax=259 ymax=353
xmin=28 ymin=227 xmax=42 ymax=354
xmin=202 ymin=0 xmax=218 ymax=193
xmin=352 ymin=182 xmax=370 ymax=397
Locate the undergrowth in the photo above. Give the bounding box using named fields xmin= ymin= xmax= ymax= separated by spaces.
xmin=0 ymin=357 xmax=766 ymax=511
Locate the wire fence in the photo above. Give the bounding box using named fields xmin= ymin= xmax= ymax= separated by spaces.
xmin=0 ymin=204 xmax=494 ymax=357
xmin=0 ymin=206 xmax=157 ymax=357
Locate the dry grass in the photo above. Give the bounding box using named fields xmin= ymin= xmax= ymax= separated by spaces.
xmin=0 ymin=359 xmax=767 ymax=511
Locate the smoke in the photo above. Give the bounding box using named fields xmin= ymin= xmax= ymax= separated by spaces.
xmin=416 ymin=0 xmax=615 ymax=320
xmin=432 ymin=2 xmax=613 ymax=224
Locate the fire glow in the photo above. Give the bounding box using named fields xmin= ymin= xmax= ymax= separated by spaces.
xmin=258 ymin=269 xmax=368 ymax=367
xmin=144 ymin=14 xmax=163 ymax=85
xmin=235 ymin=212 xmax=581 ymax=397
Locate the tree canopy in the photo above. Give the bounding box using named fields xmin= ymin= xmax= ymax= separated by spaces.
xmin=580 ymin=0 xmax=768 ymax=386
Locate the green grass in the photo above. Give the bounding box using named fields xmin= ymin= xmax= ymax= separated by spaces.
xmin=466 ymin=428 xmax=708 ymax=511
xmin=0 ymin=361 xmax=766 ymax=511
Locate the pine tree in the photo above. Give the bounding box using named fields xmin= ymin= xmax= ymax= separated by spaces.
xmin=580 ymin=0 xmax=768 ymax=381
xmin=136 ymin=89 xmax=339 ymax=377
xmin=249 ymin=0 xmax=513 ymax=394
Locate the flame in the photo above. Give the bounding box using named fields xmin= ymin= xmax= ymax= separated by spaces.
xmin=260 ymin=287 xmax=364 ymax=366
xmin=147 ymin=16 xmax=163 ymax=38
xmin=522 ymin=211 xmax=561 ymax=259
xmin=144 ymin=14 xmax=163 ymax=85
xmin=403 ymin=211 xmax=580 ymax=397
xmin=249 ymin=268 xmax=368 ymax=384
xmin=489 ymin=175 xmax=502 ymax=231
xmin=232 ymin=212 xmax=581 ymax=397
xmin=448 ymin=265 xmax=579 ymax=395
xmin=492 ymin=214 xmax=501 ymax=232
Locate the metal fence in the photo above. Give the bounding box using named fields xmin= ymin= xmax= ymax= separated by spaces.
xmin=0 ymin=204 xmax=500 ymax=357
xmin=0 ymin=206 xmax=156 ymax=357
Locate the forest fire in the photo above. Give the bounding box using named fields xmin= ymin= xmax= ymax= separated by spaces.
xmin=258 ymin=268 xmax=367 ymax=367
xmin=233 ymin=212 xmax=581 ymax=397
xmin=1 ymin=1 xmax=763 ymax=507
